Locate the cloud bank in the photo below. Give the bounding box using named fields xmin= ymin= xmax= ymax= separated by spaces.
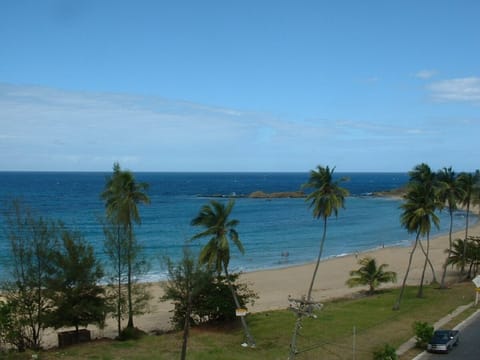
xmin=0 ymin=83 xmax=478 ymax=172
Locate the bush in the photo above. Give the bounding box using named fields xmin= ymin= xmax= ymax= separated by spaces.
xmin=373 ymin=343 xmax=398 ymax=360
xmin=413 ymin=321 xmax=434 ymax=348
xmin=162 ymin=265 xmax=258 ymax=329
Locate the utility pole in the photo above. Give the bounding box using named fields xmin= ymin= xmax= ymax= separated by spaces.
xmin=288 ymin=296 xmax=323 ymax=360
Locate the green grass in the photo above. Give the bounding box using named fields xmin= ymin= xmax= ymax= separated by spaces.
xmin=3 ymin=283 xmax=476 ymax=360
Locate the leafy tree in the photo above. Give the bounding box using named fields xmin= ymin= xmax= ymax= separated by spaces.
xmin=1 ymin=200 xmax=59 ymax=350
xmin=303 ymin=165 xmax=349 ymax=302
xmin=45 ymin=227 xmax=107 ymax=334
xmin=190 ymin=199 xmax=255 ymax=347
xmin=437 ymin=167 xmax=464 ymax=288
xmin=0 ymin=300 xmax=28 ymax=352
xmin=161 ymin=249 xmax=209 ymax=360
xmin=457 ymin=170 xmax=480 ymax=274
xmin=101 ymin=162 xmax=150 ymax=330
xmin=346 ymin=257 xmax=397 ymax=295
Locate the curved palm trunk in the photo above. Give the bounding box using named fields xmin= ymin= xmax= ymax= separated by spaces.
xmin=419 ymin=235 xmax=437 ymax=282
xmin=393 ymin=231 xmax=420 ymax=310
xmin=440 ymin=212 xmax=454 ymax=288
xmin=307 ymin=217 xmax=327 ymax=302
xmin=417 ymin=236 xmax=429 ymax=298
xmin=461 ymin=202 xmax=471 ymax=274
xmin=224 ymin=265 xmax=255 ymax=347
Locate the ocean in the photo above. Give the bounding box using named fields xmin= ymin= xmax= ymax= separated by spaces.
xmin=0 ymin=172 xmax=473 ymax=281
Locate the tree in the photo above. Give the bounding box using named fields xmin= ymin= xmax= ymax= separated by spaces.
xmin=161 ymin=249 xmax=213 ymax=360
xmin=101 ymin=162 xmax=150 ymax=330
xmin=457 ymin=170 xmax=480 ymax=274
xmin=45 ymin=227 xmax=107 ymax=334
xmin=190 ymin=199 xmax=255 ymax=347
xmin=394 ymin=164 xmax=440 ymax=310
xmin=1 ymin=200 xmax=59 ymax=350
xmin=437 ymin=167 xmax=464 ymax=288
xmin=446 ymin=237 xmax=480 ymax=278
xmin=288 ymin=165 xmax=348 ymax=360
xmin=303 ymin=165 xmax=349 ymax=302
xmin=346 ymin=257 xmax=397 ymax=295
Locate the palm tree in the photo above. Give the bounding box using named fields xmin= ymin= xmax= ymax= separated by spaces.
xmin=437 ymin=167 xmax=464 ymax=288
xmin=346 ymin=257 xmax=397 ymax=295
xmin=101 ymin=162 xmax=150 ymax=329
xmin=457 ymin=170 xmax=480 ymax=274
xmin=393 ymin=169 xmax=440 ymax=309
xmin=410 ymin=163 xmax=439 ymax=287
xmin=190 ymin=199 xmax=255 ymax=347
xmin=303 ymin=165 xmax=349 ymax=302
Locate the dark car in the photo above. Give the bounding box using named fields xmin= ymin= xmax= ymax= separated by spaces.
xmin=427 ymin=330 xmax=460 ymax=353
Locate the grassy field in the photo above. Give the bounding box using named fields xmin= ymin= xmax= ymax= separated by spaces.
xmin=3 ymin=282 xmax=476 ymax=360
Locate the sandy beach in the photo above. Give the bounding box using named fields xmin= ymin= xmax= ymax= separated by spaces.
xmin=41 ymin=219 xmax=480 ymax=347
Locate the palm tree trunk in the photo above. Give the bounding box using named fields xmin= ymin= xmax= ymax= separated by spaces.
xmin=126 ymin=225 xmax=134 ymax=329
xmin=417 ymin=232 xmax=435 ymax=298
xmin=224 ymin=265 xmax=255 ymax=347
xmin=307 ymin=217 xmax=327 ymax=302
xmin=393 ymin=232 xmax=420 ymax=310
xmin=461 ymin=202 xmax=471 ymax=274
xmin=440 ymin=212 xmax=454 ymax=288
xmin=116 ymin=226 xmax=122 ymax=336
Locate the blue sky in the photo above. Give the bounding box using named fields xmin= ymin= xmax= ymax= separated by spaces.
xmin=1 ymin=1 xmax=479 ymax=172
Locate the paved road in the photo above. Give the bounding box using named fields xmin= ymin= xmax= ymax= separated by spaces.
xmin=416 ymin=310 xmax=480 ymax=360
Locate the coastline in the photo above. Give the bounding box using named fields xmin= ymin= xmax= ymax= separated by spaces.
xmin=39 ymin=218 xmax=480 ymax=348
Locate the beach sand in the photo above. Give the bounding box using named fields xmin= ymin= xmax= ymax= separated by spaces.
xmin=42 ymin=220 xmax=480 ymax=347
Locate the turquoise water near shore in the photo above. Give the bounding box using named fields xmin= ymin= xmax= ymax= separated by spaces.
xmin=0 ymin=172 xmax=474 ymax=280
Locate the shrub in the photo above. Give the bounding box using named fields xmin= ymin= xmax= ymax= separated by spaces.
xmin=162 ymin=265 xmax=258 ymax=329
xmin=413 ymin=321 xmax=434 ymax=348
xmin=373 ymin=343 xmax=398 ymax=360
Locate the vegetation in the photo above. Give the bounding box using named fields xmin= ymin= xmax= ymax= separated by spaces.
xmin=457 ymin=170 xmax=480 ymax=274
xmin=45 ymin=228 xmax=106 ymax=333
xmin=446 ymin=236 xmax=480 ymax=278
xmin=190 ymin=199 xmax=256 ymax=347
xmin=394 ymin=164 xmax=440 ymax=309
xmin=436 ymin=167 xmax=465 ymax=288
xmin=3 ymin=283 xmax=474 ymax=360
xmin=413 ymin=321 xmax=434 ymax=349
xmin=0 ymin=201 xmax=107 ymax=352
xmin=101 ymin=162 xmax=151 ymax=332
xmin=1 ymin=201 xmax=61 ymax=351
xmin=303 ymin=165 xmax=349 ymax=302
xmin=346 ymin=257 xmax=397 ymax=295
xmin=373 ymin=344 xmax=398 ymax=360
xmin=161 ymin=250 xmax=257 ymax=360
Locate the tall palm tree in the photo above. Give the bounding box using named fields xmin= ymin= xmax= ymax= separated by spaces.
xmin=303 ymin=165 xmax=349 ymax=302
xmin=190 ymin=199 xmax=255 ymax=347
xmin=437 ymin=167 xmax=464 ymax=288
xmin=457 ymin=170 xmax=480 ymax=274
xmin=346 ymin=256 xmax=397 ymax=295
xmin=101 ymin=162 xmax=150 ymax=329
xmin=394 ymin=170 xmax=440 ymax=309
xmin=410 ymin=163 xmax=439 ymax=286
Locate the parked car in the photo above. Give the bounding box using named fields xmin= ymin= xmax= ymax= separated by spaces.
xmin=427 ymin=330 xmax=460 ymax=353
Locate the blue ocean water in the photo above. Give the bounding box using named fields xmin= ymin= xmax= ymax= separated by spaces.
xmin=0 ymin=172 xmax=473 ymax=280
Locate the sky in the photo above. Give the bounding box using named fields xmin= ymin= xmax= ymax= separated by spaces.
xmin=0 ymin=0 xmax=479 ymax=172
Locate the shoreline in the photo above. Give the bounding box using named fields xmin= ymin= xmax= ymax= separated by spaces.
xmin=38 ymin=216 xmax=480 ymax=348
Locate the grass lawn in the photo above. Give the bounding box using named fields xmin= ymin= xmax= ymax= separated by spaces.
xmin=3 ymin=282 xmax=476 ymax=360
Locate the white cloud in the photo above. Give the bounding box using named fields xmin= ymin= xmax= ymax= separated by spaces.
xmin=427 ymin=77 xmax=480 ymax=103
xmin=1 ymin=83 xmax=478 ymax=172
xmin=414 ymin=70 xmax=437 ymax=79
